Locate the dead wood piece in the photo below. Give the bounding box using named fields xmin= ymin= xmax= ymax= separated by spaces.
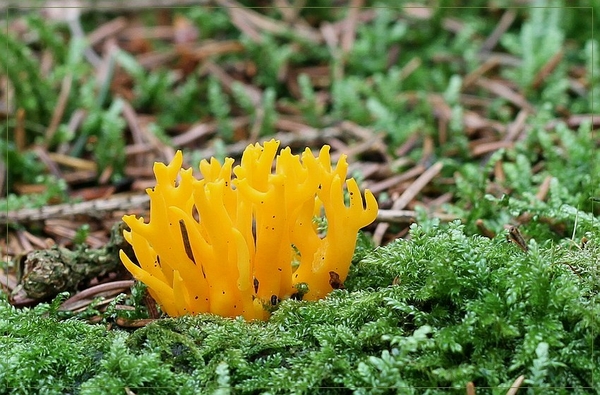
xmin=471 ymin=141 xmax=513 ymax=157
xmin=535 ymin=175 xmax=553 ymax=202
xmin=367 ymin=165 xmax=425 ymax=195
xmin=347 ymin=162 xmax=383 ymax=181
xmin=33 ymin=146 xmax=64 ymax=181
xmin=466 ymin=381 xmax=476 ymax=395
xmin=476 ymin=52 xmax=522 ymax=68
xmin=373 ymin=162 xmax=444 ymax=245
xmin=125 ymin=143 xmax=157 ymax=157
xmin=531 ymin=49 xmax=564 ymax=89
xmin=122 ymin=99 xmax=150 ymax=163
xmin=88 ymin=16 xmax=128 ymax=46
xmin=507 ymin=226 xmax=528 ymax=253
xmin=217 ymin=0 xmax=322 ymax=44
xmin=10 ymin=222 xmax=132 ymax=301
xmin=394 ymin=162 xmax=444 ymax=210
xmin=137 ymin=49 xmax=178 ymax=68
xmin=340 ymin=0 xmax=362 ymax=54
xmin=172 ymin=13 xmax=201 ymax=45
xmin=428 ymin=93 xmax=452 ymax=122
xmin=504 ymin=109 xmax=529 ymax=142
xmin=320 ymin=23 xmax=339 ymax=79
xmin=462 ymin=56 xmax=501 ymax=89
xmin=69 ymin=185 xmax=116 ymax=201
xmin=274 ymin=0 xmax=304 ymax=23
xmin=47 ymin=152 xmax=98 ymax=171
xmin=4 ymin=232 xmax=27 ymax=256
xmin=494 ymin=160 xmax=505 ymax=183
xmin=459 ymin=94 xmax=495 ymax=108
xmin=61 ymin=170 xmax=101 ymax=186
xmin=63 ymin=109 xmax=87 ymax=152
xmin=1 ymin=194 xmax=149 ymax=225
xmin=188 ymin=40 xmax=245 ymax=60
xmin=464 ymin=110 xmax=505 ymax=134
xmin=43 ymin=222 xmax=106 ymax=249
xmin=505 ymin=375 xmax=526 ymax=395
xmin=426 ymin=192 xmax=453 ymax=207
xmin=402 ymin=4 xmax=432 ymax=20
xmin=394 ymin=133 xmax=420 ymax=158
xmin=1 ymin=0 xmax=211 ymax=12
xmin=16 ymin=245 xmax=119 ymax=299
xmin=480 ymin=9 xmax=516 ymax=53
xmin=0 ymin=154 xmax=5 ymax=198
xmin=287 ymin=65 xmax=331 ymax=98
xmin=115 ymin=317 xmax=158 ymax=328
xmin=12 ymin=230 xmax=34 ymax=254
xmin=121 ymin=25 xmax=175 ymax=41
xmin=476 ymin=219 xmax=496 ymax=239
xmin=568 ymin=78 xmax=587 ymax=97
xmin=15 ymin=230 xmax=34 ymax=253
xmin=442 ymin=17 xmax=464 ymax=34
xmin=400 ymin=57 xmax=422 ymax=79
xmin=377 ymin=209 xmax=456 ymax=224
xmin=59 ymin=280 xmax=134 ymax=311
xmin=194 ymin=128 xmax=344 ymax=160
xmin=476 ymin=77 xmax=535 ymax=113
xmin=0 ymin=268 xmax=18 ymax=293
xmin=14 ymin=108 xmax=25 ymax=151
xmin=204 ymin=60 xmax=263 ymax=106
xmin=545 ymin=114 xmax=600 ymax=130
xmin=44 ymin=73 xmax=73 ymax=145
xmin=331 ymin=134 xmax=384 ymax=164
xmin=172 ymin=116 xmax=251 ymax=146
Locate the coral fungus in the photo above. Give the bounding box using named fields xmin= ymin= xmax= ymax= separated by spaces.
xmin=120 ymin=140 xmax=378 ymax=320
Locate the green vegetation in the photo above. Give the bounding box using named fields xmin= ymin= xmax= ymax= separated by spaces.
xmin=1 ymin=220 xmax=598 ymax=393
xmin=1 ymin=1 xmax=598 ymax=394
xmin=3 ymin=3 xmax=599 ymax=191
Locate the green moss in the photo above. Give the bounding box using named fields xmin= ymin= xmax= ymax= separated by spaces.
xmin=3 ymin=221 xmax=596 ymax=393
xmin=0 ymin=298 xmax=111 ymax=394
xmin=79 ymin=334 xmax=189 ymax=395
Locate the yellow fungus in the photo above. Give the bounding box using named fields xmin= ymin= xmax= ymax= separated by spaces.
xmin=120 ymin=139 xmax=378 ymax=320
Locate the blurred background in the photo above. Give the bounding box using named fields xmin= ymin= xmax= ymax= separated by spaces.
xmin=2 ymin=0 xmax=598 ymax=252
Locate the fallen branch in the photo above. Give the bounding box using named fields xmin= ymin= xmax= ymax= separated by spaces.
xmin=1 ymin=194 xmax=150 ymax=225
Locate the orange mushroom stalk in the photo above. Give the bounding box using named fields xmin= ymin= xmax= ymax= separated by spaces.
xmin=120 ymin=139 xmax=378 ymax=321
